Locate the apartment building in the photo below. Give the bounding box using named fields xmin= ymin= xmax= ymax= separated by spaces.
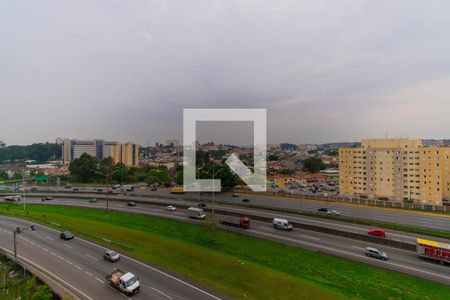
xmin=339 ymin=138 xmax=450 ymax=206
xmin=62 ymin=138 xmax=139 ymax=167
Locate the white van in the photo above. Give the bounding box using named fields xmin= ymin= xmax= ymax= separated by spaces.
xmin=186 ymin=207 xmax=206 ymax=219
xmin=273 ymin=218 xmax=293 ymax=231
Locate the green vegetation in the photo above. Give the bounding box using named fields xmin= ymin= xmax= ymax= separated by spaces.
xmin=69 ymin=154 xmax=171 ymax=185
xmin=0 ymin=252 xmax=53 ymax=300
xmin=303 ymin=157 xmax=326 ymax=173
xmin=0 ymin=143 xmax=60 ymax=164
xmin=1 ymin=204 xmax=449 ymax=300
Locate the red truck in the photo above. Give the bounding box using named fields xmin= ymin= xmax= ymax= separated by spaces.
xmin=219 ymin=216 xmax=250 ymax=229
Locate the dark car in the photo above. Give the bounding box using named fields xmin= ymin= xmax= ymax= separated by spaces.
xmin=103 ymin=250 xmax=121 ymax=262
xmin=60 ymin=231 xmax=74 ymax=240
xmin=96 ymin=188 xmax=103 ymax=192
xmin=198 ymin=203 xmax=207 ymax=208
xmin=150 ymin=186 xmax=157 ymax=191
xmin=127 ymin=201 xmax=137 ymax=207
xmin=41 ymin=196 xmax=53 ymax=201
xmin=72 ymin=188 xmax=79 ymax=191
xmin=317 ymin=207 xmax=328 ymax=212
xmin=242 ymin=198 xmax=250 ymax=203
xmin=89 ymin=198 xmax=98 ymax=203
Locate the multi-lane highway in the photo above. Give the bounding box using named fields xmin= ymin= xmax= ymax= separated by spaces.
xmin=3 ymin=196 xmax=450 ymax=286
xmin=0 ymin=215 xmax=227 ymax=300
xmin=16 ymin=186 xmax=450 ymax=231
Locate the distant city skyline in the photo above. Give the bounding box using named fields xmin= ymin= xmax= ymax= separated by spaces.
xmin=2 ymin=1 xmax=450 ymax=145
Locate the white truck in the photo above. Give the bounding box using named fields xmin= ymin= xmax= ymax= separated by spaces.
xmin=106 ymin=270 xmax=140 ymax=296
xmin=4 ymin=195 xmax=21 ymax=202
xmin=186 ymin=207 xmax=206 ymax=219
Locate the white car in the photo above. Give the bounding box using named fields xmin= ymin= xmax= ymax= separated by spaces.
xmin=327 ymin=209 xmax=341 ymax=216
xmin=166 ymin=205 xmax=176 ymax=211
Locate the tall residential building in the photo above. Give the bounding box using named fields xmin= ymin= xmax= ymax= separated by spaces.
xmin=62 ymin=139 xmax=139 ymax=167
xmin=339 ymin=138 xmax=450 ymax=206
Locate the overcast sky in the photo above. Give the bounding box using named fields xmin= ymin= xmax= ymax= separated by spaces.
xmin=1 ymin=1 xmax=450 ymax=146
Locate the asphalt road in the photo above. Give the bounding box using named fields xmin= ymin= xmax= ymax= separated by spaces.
xmin=0 ymin=215 xmax=227 ymax=300
xmin=20 ymin=186 xmax=450 ymax=231
xmin=5 ymin=197 xmax=450 ymax=286
xmin=145 ymin=189 xmax=450 ymax=231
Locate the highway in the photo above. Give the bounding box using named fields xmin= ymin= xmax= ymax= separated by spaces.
xmin=3 ymin=197 xmax=450 ymax=286
xmin=17 ymin=186 xmax=450 ymax=231
xmin=0 ymin=215 xmax=227 ymax=300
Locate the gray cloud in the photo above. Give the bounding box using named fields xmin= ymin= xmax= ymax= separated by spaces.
xmin=1 ymin=1 xmax=450 ymax=145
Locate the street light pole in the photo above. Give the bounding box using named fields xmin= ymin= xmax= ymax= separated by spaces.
xmin=22 ymin=168 xmax=26 ymax=211
xmin=13 ymin=225 xmax=35 ymax=278
xmin=106 ymin=167 xmax=110 ymax=215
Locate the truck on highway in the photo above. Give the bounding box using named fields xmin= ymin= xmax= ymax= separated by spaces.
xmin=106 ymin=269 xmax=140 ymax=296
xmin=219 ymin=216 xmax=250 ymax=229
xmin=4 ymin=195 xmax=21 ymax=202
xmin=186 ymin=207 xmax=206 ymax=219
xmin=416 ymin=238 xmax=450 ymax=264
xmin=121 ymin=185 xmax=135 ymax=192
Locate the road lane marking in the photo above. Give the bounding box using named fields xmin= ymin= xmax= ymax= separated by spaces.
xmin=85 ymin=271 xmax=93 ymax=277
xmin=84 ymin=253 xmax=99 ymax=261
xmin=151 ymin=286 xmax=173 ymax=299
xmin=63 ymin=244 xmax=73 ymax=249
xmin=45 ymin=236 xmax=54 ymax=241
xmin=74 ymin=265 xmax=83 ymax=271
xmin=65 ymin=260 xmax=73 ymax=265
xmin=95 ymin=277 xmax=105 ymax=284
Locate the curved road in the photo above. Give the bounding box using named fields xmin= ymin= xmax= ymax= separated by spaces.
xmin=0 ymin=215 xmax=227 ymax=300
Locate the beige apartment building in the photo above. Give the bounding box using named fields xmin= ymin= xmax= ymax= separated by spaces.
xmin=339 ymin=138 xmax=450 ymax=206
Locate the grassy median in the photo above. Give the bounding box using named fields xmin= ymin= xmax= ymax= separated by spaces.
xmin=0 ymin=204 xmax=449 ymax=300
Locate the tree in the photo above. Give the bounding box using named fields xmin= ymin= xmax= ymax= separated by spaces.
xmin=199 ymin=162 xmax=239 ymax=190
xmin=268 ymin=154 xmax=279 ymax=161
xmin=303 ymin=157 xmax=325 ymax=173
xmin=69 ymin=154 xmax=98 ymax=182
xmin=0 ymin=143 xmax=61 ymax=163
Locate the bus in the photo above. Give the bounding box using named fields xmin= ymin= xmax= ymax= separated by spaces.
xmin=170 ymin=187 xmax=185 ymax=194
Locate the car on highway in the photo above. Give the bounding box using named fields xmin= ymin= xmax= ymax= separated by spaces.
xmin=96 ymin=188 xmax=103 ymax=192
xmin=60 ymin=231 xmax=74 ymax=240
xmin=273 ymin=218 xmax=293 ymax=231
xmin=41 ymin=196 xmax=53 ymax=201
xmin=104 ymin=250 xmax=121 ymax=262
xmin=166 ymin=205 xmax=176 ymax=211
xmin=198 ymin=203 xmax=207 ymax=208
xmin=127 ymin=201 xmax=137 ymax=207
xmin=150 ymin=186 xmax=157 ymax=191
xmin=327 ymin=209 xmax=340 ymax=216
xmin=89 ymin=198 xmax=98 ymax=203
xmin=367 ymin=228 xmax=386 ymax=238
xmin=317 ymin=207 xmax=328 ymax=212
xmin=72 ymin=187 xmax=79 ymax=191
xmin=365 ymin=247 xmax=388 ymax=260
xmin=231 ymin=193 xmax=239 ymax=197
xmin=242 ymin=198 xmax=250 ymax=203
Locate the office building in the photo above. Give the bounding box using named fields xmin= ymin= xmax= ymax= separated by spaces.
xmin=339 ymin=138 xmax=450 ymax=206
xmin=61 ymin=138 xmax=139 ymax=167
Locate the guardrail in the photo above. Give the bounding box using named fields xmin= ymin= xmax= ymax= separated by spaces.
xmin=233 ymin=189 xmax=449 ymax=213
